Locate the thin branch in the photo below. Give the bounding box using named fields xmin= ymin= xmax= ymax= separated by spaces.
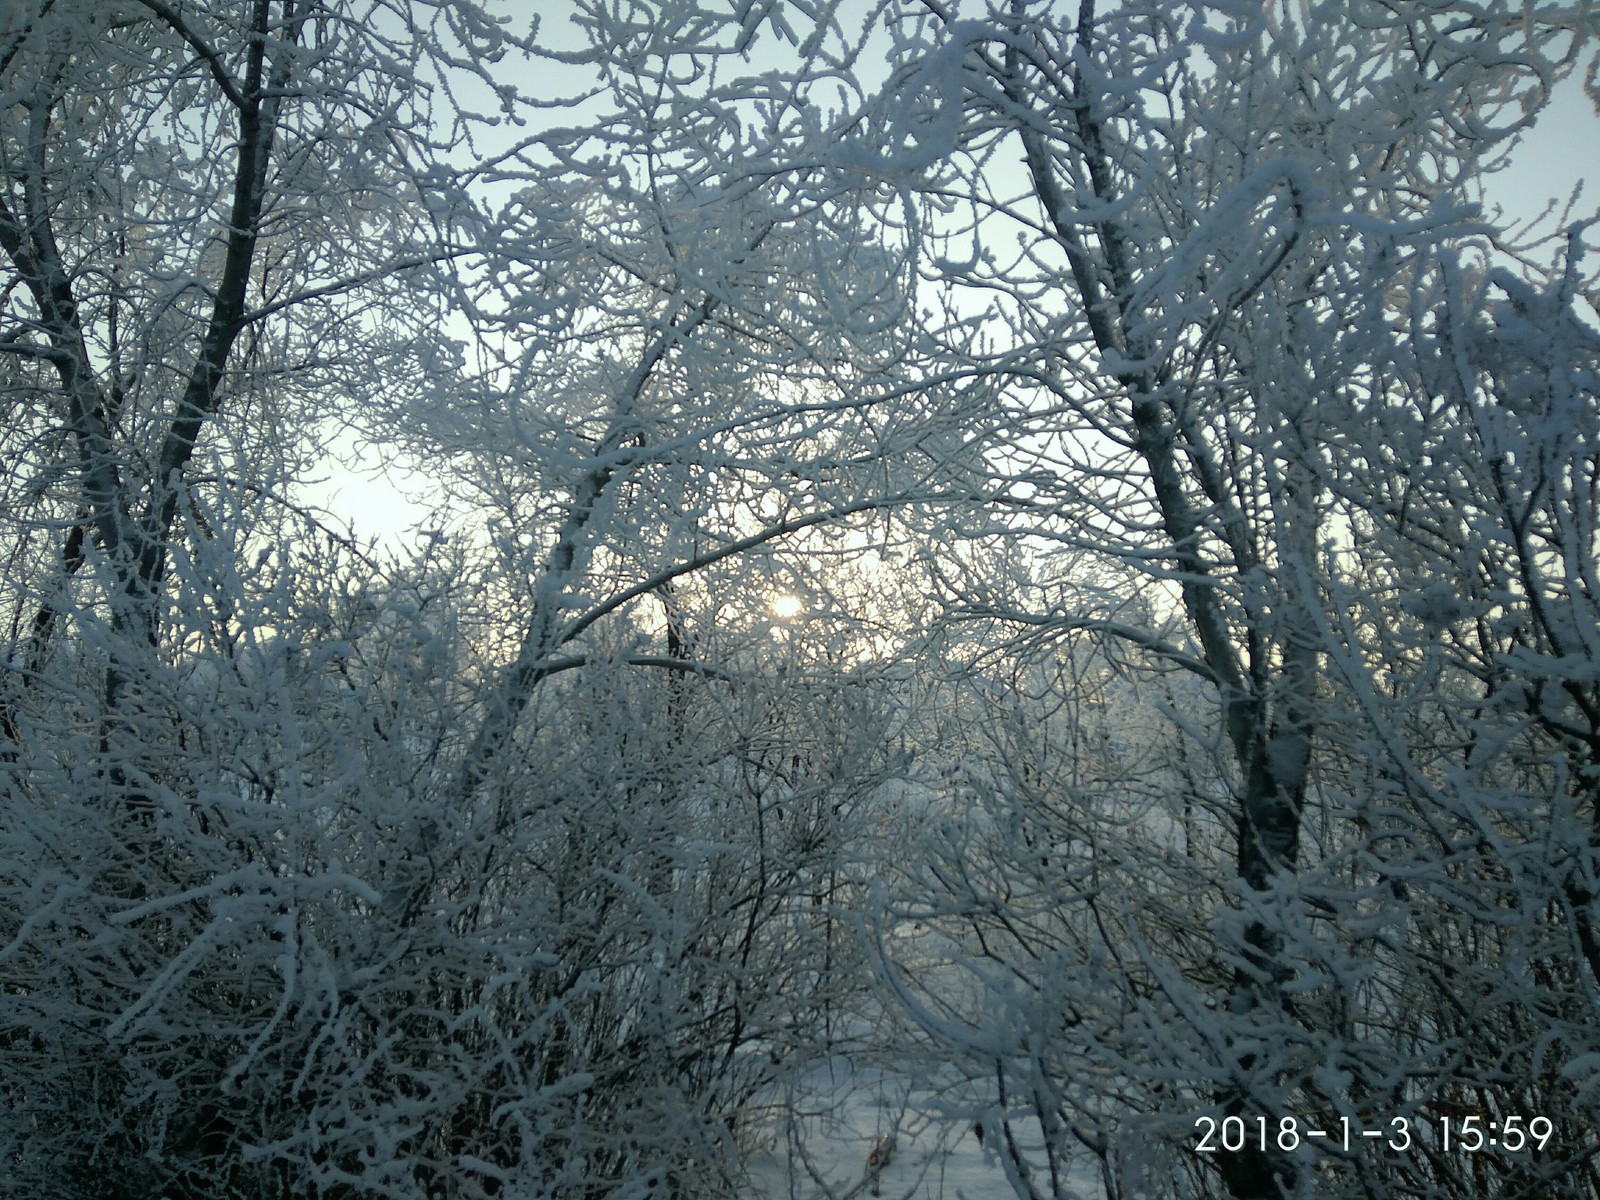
xmin=239 ymin=250 xmax=475 ymax=324
xmin=535 ymin=654 xmax=738 ymax=683
xmin=555 ymin=491 xmax=969 ymax=653
xmin=131 ymin=0 xmax=249 ymax=110
xmin=947 ymin=605 xmax=1222 ymax=686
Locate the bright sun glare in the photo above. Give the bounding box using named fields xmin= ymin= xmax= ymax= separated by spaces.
xmin=770 ymin=594 xmax=803 ymax=619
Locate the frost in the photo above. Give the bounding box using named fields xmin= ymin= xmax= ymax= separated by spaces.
xmin=837 ymin=21 xmax=993 ymax=178
xmin=4 ymin=2 xmax=1599 ymax=1199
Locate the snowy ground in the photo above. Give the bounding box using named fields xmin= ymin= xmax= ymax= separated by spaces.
xmin=744 ymin=1055 xmax=1096 ymax=1200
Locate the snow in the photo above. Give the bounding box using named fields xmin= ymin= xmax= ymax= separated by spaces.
xmin=746 ymin=1054 xmax=1096 ymax=1200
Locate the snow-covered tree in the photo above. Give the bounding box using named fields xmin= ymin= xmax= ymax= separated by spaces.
xmin=0 ymin=3 xmax=949 ymax=1196
xmin=825 ymin=2 xmax=1600 ymax=1197
xmin=5 ymin=2 xmax=1598 ymax=1198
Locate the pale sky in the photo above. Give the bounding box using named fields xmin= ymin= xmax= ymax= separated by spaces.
xmin=1481 ymin=73 xmax=1598 ymax=235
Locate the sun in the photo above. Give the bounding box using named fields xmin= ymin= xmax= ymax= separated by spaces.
xmin=770 ymin=593 xmax=804 ymax=619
